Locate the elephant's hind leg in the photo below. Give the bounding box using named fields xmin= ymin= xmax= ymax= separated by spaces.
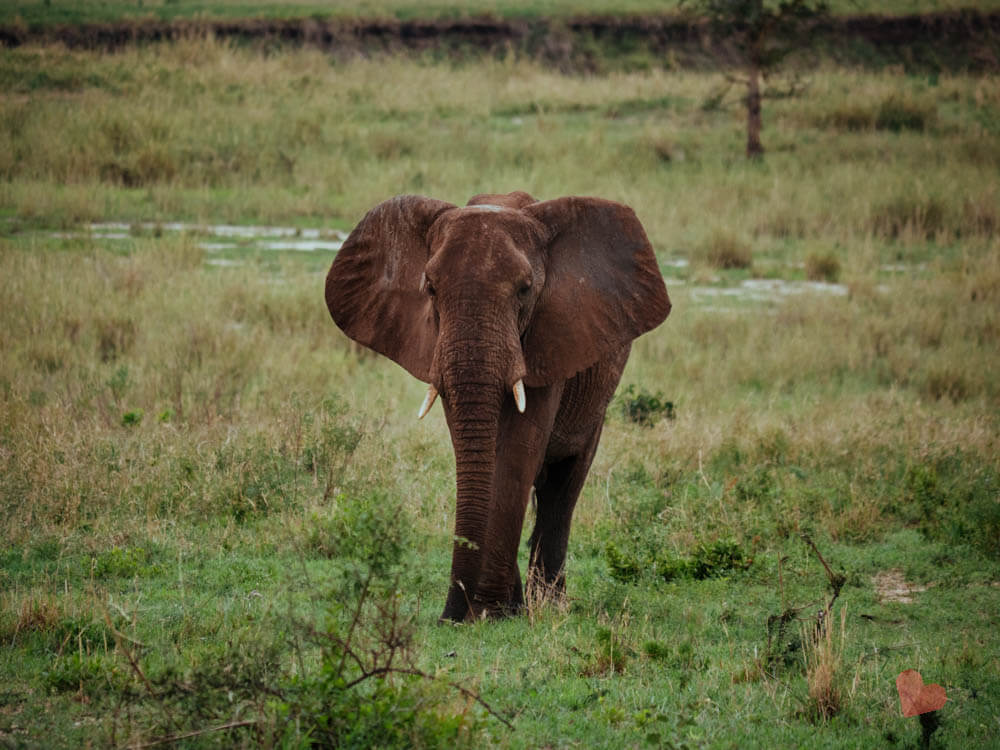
xmin=527 ymin=426 xmax=603 ymax=597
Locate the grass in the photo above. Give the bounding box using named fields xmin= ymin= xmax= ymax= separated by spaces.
xmin=4 ymin=1 xmax=999 ymax=27
xmin=1 ymin=38 xmax=999 ymax=748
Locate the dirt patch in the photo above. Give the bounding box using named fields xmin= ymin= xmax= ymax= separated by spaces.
xmin=1 ymin=11 xmax=998 ymax=72
xmin=873 ymin=569 xmax=931 ymax=604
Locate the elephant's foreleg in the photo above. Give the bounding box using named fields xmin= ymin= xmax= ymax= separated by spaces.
xmin=470 ymin=466 xmax=534 ymax=617
xmin=527 ymin=425 xmax=603 ymax=596
xmin=472 ymin=387 xmax=562 ymax=618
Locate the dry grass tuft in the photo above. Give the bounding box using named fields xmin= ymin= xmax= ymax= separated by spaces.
xmin=523 ymin=570 xmax=571 ymax=625
xmin=804 ymin=251 xmax=841 ymax=282
xmin=802 ymin=607 xmax=847 ymax=722
xmin=696 ymin=232 xmax=753 ymax=270
xmin=1 ymin=592 xmax=64 ymax=642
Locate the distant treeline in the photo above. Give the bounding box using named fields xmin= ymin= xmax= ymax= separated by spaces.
xmin=2 ymin=10 xmax=998 ymax=72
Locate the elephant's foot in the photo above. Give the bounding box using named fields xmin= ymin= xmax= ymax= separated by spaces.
xmin=439 ymin=584 xmax=523 ymax=623
xmin=464 ymin=578 xmax=525 ymax=621
xmin=467 ymin=598 xmax=521 ymax=621
xmin=439 ymin=581 xmax=473 ymax=623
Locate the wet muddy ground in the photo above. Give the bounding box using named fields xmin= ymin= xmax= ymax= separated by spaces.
xmin=51 ymin=222 xmax=869 ymax=308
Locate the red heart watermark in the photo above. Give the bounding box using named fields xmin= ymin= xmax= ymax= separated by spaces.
xmin=896 ymin=669 xmax=947 ymax=717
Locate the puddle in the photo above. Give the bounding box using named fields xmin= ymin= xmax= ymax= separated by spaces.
xmin=691 ymin=278 xmax=848 ymax=305
xmin=89 ymin=221 xmax=346 ymax=241
xmin=51 ymin=222 xmax=348 ymax=255
xmin=259 ymin=240 xmax=344 ymax=252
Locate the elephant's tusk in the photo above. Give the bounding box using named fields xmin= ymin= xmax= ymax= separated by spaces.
xmin=513 ymin=379 xmax=526 ymax=414
xmin=417 ymin=385 xmax=438 ymax=419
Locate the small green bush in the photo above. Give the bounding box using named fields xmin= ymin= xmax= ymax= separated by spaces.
xmin=120 ymin=409 xmax=143 ymax=426
xmin=590 ymin=627 xmax=633 ymax=674
xmin=604 ymin=538 xmax=751 ymax=584
xmin=92 ymin=545 xmax=157 ymax=578
xmin=44 ymin=653 xmax=111 ymax=696
xmin=605 ymin=541 xmax=642 ymax=583
xmin=618 ymin=384 xmax=675 ymax=427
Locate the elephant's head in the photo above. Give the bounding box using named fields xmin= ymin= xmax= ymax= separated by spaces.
xmin=325 ymin=192 xmax=670 ymax=619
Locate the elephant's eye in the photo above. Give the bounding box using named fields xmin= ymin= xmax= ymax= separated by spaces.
xmin=425 ymin=280 xmax=436 ymax=298
xmin=517 ymin=279 xmax=532 ymax=298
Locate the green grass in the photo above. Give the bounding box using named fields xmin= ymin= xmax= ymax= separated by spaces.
xmin=1 ymin=39 xmax=999 ymax=748
xmin=5 ymin=1 xmax=1000 ymax=27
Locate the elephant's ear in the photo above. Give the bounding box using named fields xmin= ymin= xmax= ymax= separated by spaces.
xmin=325 ymin=195 xmax=455 ymax=382
xmin=522 ymin=197 xmax=671 ymax=387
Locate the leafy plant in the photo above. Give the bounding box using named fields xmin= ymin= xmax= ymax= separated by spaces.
xmin=92 ymin=545 xmax=158 ymax=578
xmin=591 ymin=626 xmax=633 ymax=674
xmin=605 ymin=541 xmax=643 ymax=583
xmin=44 ymin=653 xmax=115 ymax=697
xmin=618 ymin=384 xmax=675 ymax=427
xmin=605 ymin=538 xmax=752 ymax=584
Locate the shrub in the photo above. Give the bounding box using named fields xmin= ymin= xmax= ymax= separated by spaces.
xmin=820 ymin=95 xmax=935 ymax=133
xmin=92 ymin=545 xmax=158 ymax=578
xmin=618 ymin=384 xmax=675 ymax=427
xmin=870 ymin=195 xmax=947 ymax=240
xmin=591 ymin=627 xmax=633 ymax=674
xmin=44 ymin=653 xmax=115 ymax=697
xmin=604 ymin=538 xmax=751 ymax=584
xmin=875 ymin=95 xmax=935 ymax=132
xmin=605 ymin=541 xmax=642 ymax=583
xmin=895 ymin=455 xmax=1000 ymax=560
xmin=698 ymin=232 xmax=753 ymax=270
xmin=804 ymin=252 xmax=841 ymax=283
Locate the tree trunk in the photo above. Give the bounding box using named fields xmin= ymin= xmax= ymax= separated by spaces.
xmin=746 ymin=61 xmax=764 ymax=159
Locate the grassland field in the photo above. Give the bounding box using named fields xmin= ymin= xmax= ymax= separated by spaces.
xmin=1 ymin=28 xmax=999 ymax=750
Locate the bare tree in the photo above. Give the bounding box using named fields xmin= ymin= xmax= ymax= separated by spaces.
xmin=684 ymin=0 xmax=829 ymax=158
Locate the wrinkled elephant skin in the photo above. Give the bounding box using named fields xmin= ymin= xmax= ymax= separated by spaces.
xmin=325 ymin=191 xmax=671 ymax=621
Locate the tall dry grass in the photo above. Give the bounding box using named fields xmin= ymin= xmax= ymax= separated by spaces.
xmin=2 ymin=40 xmax=998 ymax=245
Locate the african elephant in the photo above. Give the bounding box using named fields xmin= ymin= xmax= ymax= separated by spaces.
xmin=325 ymin=191 xmax=670 ymax=622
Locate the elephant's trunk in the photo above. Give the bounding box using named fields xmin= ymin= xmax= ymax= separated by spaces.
xmin=438 ymin=377 xmax=503 ymax=621
xmin=435 ymin=324 xmax=514 ymax=622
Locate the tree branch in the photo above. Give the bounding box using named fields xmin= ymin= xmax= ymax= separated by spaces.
xmin=127 ymin=720 xmax=259 ymax=749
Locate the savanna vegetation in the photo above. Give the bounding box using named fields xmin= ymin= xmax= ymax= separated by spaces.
xmin=1 ymin=19 xmax=999 ymax=749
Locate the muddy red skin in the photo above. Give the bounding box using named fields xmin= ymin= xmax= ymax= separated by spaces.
xmin=325 ymin=191 xmax=670 ymax=621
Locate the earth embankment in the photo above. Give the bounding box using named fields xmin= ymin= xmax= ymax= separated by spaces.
xmin=1 ymin=11 xmax=998 ymax=71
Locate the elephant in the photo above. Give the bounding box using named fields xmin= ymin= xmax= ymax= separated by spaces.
xmin=325 ymin=190 xmax=670 ymax=622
